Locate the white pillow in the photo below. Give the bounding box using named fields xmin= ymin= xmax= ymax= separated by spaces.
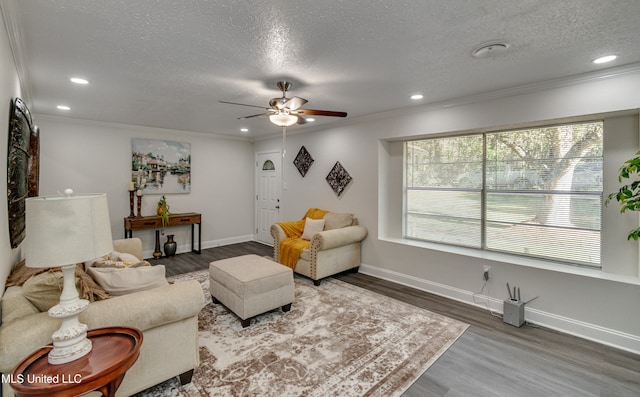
xmin=301 ymin=217 xmax=325 ymax=240
xmin=87 ymin=265 xmax=168 ymax=296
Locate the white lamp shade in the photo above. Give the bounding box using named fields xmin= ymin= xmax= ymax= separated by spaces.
xmin=25 ymin=193 xmax=113 ymax=268
xmin=269 ymin=113 xmax=298 ymax=127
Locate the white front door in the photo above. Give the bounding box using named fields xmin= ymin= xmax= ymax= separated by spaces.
xmin=255 ymin=151 xmax=282 ymax=244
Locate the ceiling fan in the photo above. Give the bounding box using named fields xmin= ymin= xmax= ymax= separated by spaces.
xmin=220 ymin=81 xmax=347 ymax=127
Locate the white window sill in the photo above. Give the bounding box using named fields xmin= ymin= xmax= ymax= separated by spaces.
xmin=379 ymin=237 xmax=640 ymax=286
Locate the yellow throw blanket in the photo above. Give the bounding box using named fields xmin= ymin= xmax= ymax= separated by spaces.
xmin=277 ymin=208 xmax=328 ymax=269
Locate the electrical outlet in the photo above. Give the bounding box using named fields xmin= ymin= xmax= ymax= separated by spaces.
xmin=483 ymin=265 xmax=491 ymax=281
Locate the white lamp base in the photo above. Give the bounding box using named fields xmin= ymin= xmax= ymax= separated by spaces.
xmin=46 ymin=264 xmax=93 ymax=364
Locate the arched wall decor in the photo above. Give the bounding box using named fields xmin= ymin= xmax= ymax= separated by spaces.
xmin=7 ymin=97 xmax=37 ymax=248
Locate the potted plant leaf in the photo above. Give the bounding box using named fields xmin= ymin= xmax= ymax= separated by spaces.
xmin=157 ymin=195 xmax=170 ymax=228
xmin=605 ymin=150 xmax=640 ymax=240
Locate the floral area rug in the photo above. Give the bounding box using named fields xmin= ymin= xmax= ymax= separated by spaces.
xmin=135 ymin=270 xmax=468 ymax=397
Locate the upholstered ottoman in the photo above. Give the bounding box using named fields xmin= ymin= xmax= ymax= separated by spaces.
xmin=209 ymin=254 xmax=294 ymax=327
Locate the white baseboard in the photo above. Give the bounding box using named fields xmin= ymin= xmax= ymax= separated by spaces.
xmin=201 ymin=234 xmax=256 ymax=250
xmin=142 ymin=234 xmax=255 ymax=258
xmin=358 ymin=263 xmax=640 ymax=355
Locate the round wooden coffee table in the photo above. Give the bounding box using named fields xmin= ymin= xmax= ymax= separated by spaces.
xmin=10 ymin=326 xmax=143 ymax=397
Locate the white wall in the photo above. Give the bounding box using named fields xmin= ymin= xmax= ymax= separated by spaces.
xmin=255 ymin=70 xmax=640 ymax=353
xmin=36 ymin=116 xmax=256 ymax=258
xmin=0 ymin=7 xmax=23 ymax=295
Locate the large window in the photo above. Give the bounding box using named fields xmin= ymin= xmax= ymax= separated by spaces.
xmin=405 ymin=121 xmax=603 ymax=267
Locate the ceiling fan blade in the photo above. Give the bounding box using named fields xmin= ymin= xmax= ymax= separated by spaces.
xmin=238 ymin=112 xmax=270 ymax=120
xmin=297 ymin=109 xmax=347 ymax=117
xmin=283 ymin=96 xmax=308 ymax=111
xmin=220 ymin=101 xmax=269 ymax=110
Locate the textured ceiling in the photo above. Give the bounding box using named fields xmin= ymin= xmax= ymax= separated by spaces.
xmin=3 ymin=0 xmax=640 ymax=138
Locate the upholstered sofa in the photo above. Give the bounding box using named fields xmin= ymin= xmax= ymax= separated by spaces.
xmin=271 ymin=209 xmax=368 ymax=285
xmin=0 ymin=238 xmax=204 ymax=397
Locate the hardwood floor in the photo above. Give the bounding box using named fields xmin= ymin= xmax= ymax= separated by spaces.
xmin=150 ymin=241 xmax=275 ymax=277
xmin=150 ymin=242 xmax=640 ymax=397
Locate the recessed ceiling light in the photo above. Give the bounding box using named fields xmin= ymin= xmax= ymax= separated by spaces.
xmin=593 ymin=55 xmax=617 ymax=64
xmin=70 ymin=77 xmax=89 ymax=85
xmin=56 ymin=105 xmax=71 ymax=110
xmin=410 ymin=94 xmax=424 ymax=100
xmin=306 ymin=118 xmax=315 ymax=122
xmin=240 ymin=128 xmax=248 ymax=132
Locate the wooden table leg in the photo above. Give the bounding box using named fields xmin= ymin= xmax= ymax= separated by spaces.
xmin=96 ymin=375 xmax=126 ymax=397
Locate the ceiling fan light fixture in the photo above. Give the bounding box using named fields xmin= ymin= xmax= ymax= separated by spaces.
xmin=269 ymin=113 xmax=298 ymax=127
xmin=222 ymin=81 xmax=346 ymax=127
xmin=270 ymin=98 xmax=286 ymax=110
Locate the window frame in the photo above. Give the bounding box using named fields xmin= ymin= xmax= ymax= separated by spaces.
xmin=403 ymin=121 xmax=604 ymax=267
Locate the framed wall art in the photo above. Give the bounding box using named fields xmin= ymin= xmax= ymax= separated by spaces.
xmin=293 ymin=146 xmax=314 ymax=177
xmin=326 ymin=161 xmax=352 ymax=197
xmin=131 ymin=138 xmax=191 ymax=194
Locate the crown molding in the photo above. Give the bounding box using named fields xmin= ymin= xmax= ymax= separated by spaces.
xmin=35 ymin=114 xmax=253 ymax=142
xmin=312 ymin=62 xmax=640 ymax=129
xmin=427 ymin=61 xmax=640 ymax=111
xmin=0 ymin=0 xmax=33 ymax=107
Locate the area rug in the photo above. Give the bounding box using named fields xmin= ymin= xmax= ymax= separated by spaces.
xmin=135 ymin=270 xmax=468 ymax=397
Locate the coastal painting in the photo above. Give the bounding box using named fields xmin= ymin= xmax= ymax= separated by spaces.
xmin=131 ymin=138 xmax=191 ymax=194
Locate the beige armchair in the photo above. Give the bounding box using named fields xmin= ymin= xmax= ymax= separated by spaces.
xmin=271 ymin=211 xmax=368 ymax=285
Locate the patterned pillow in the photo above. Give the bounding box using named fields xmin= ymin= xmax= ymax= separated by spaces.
xmin=90 ymin=251 xmax=149 ymax=269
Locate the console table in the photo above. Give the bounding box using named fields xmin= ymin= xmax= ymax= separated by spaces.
xmin=10 ymin=327 xmax=143 ymax=397
xmin=124 ymin=212 xmax=202 ymax=257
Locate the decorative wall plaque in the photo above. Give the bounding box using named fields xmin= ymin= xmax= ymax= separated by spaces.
xmin=293 ymin=146 xmax=314 ymax=177
xmin=7 ymin=98 xmax=33 ymax=248
xmin=326 ymin=161 xmax=352 ymax=197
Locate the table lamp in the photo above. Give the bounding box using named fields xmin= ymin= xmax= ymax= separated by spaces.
xmin=24 ymin=189 xmax=113 ymax=364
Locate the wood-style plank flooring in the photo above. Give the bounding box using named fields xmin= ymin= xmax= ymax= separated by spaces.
xmin=150 ymin=242 xmax=640 ymax=397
